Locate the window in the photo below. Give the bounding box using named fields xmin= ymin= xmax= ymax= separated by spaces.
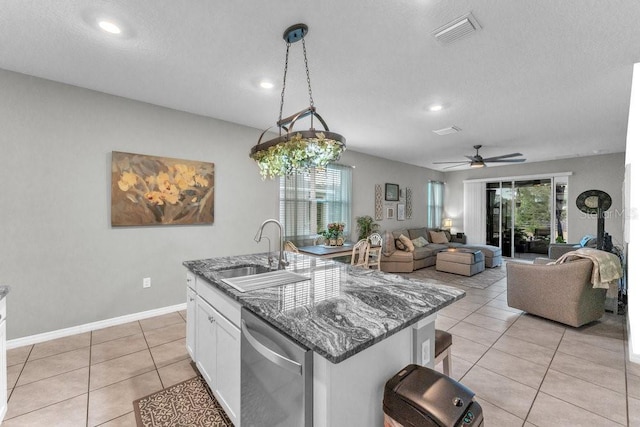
xmin=279 ymin=164 xmax=352 ymax=243
xmin=427 ymin=180 xmax=444 ymax=228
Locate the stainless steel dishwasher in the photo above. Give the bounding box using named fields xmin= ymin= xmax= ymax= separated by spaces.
xmin=241 ymin=308 xmax=313 ymax=427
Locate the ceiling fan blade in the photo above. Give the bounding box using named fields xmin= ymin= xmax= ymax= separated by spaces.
xmin=441 ymin=163 xmax=469 ymax=170
xmin=465 ymin=155 xmax=477 ymax=161
xmin=485 ymin=158 xmax=526 ymax=163
xmin=433 ymin=161 xmax=471 ymax=164
xmin=482 ymin=153 xmax=523 ymax=162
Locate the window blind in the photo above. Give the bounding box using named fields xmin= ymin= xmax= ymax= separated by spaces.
xmin=279 ymin=164 xmax=352 ymax=243
xmin=427 ymin=180 xmax=444 ymax=228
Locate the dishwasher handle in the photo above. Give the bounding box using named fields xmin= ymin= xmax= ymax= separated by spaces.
xmin=241 ymin=320 xmax=303 ymax=376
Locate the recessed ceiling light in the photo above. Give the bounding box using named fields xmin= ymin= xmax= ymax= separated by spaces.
xmin=259 ymin=80 xmax=275 ymax=89
xmin=429 ymin=104 xmax=443 ymax=112
xmin=98 ymin=20 xmax=121 ymax=34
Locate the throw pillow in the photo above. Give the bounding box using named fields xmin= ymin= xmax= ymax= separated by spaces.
xmin=382 ymin=231 xmax=396 ymax=256
xmin=398 ymin=234 xmax=415 ymax=252
xmin=429 ymin=230 xmax=449 ymax=244
xmin=411 ymin=236 xmax=429 ymax=248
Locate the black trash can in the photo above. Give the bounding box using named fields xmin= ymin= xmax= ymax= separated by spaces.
xmin=383 ymin=364 xmax=483 ymax=427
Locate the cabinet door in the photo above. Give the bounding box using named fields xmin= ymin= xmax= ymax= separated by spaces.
xmin=195 ymin=296 xmax=217 ymax=388
xmin=186 ymin=286 xmax=197 ymax=361
xmin=213 ymin=309 xmax=240 ymax=426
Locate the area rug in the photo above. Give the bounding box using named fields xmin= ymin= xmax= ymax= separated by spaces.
xmin=133 ymin=376 xmax=232 ymax=427
xmin=399 ymin=264 xmax=506 ymax=289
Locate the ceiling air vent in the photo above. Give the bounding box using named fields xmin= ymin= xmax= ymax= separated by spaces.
xmin=433 ymin=126 xmax=461 ymax=136
xmin=433 ymin=13 xmax=481 ymax=45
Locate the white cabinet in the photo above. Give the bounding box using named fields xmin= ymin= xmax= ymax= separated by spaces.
xmin=186 ymin=284 xmax=197 ymax=360
xmin=187 ymin=272 xmax=240 ymax=426
xmin=195 ymin=296 xmax=217 ymax=387
xmin=213 ymin=308 xmax=240 ymax=423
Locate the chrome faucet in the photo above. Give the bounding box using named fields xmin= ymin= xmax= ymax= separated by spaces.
xmin=254 ymin=219 xmax=287 ymax=270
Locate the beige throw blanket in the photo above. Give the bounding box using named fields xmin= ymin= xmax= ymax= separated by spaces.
xmin=554 ymin=248 xmax=622 ymax=296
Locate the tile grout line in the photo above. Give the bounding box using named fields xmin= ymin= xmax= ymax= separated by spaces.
xmin=7 ymin=344 xmax=34 ymax=402
xmin=520 ymin=327 xmax=566 ymax=424
xmin=139 ymin=319 xmax=167 ymax=391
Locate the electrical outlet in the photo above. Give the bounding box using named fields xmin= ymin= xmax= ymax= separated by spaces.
xmin=421 ymin=339 xmax=431 ymax=366
xmin=143 ymin=277 xmax=151 ymax=288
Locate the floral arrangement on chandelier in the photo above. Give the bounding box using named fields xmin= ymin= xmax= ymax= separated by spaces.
xmin=251 ymin=132 xmax=345 ymax=180
xmin=251 ymin=23 xmax=346 ymax=180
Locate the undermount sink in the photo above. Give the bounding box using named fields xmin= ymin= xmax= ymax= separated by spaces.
xmin=216 ymin=265 xmax=272 ymax=279
xmin=216 ymin=265 xmax=310 ymax=292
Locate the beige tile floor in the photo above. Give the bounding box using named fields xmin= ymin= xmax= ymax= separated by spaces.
xmin=3 ymin=273 xmax=636 ymax=426
xmin=4 ymin=311 xmax=196 ymax=426
xmin=434 ymin=275 xmax=635 ymax=427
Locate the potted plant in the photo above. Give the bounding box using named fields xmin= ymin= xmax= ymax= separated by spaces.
xmin=356 ymin=215 xmax=379 ymax=240
xmin=513 ymin=227 xmax=528 ymax=253
xmin=318 ymin=223 xmax=345 ymax=246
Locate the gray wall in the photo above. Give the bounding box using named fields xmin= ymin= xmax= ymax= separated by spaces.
xmin=339 ymin=150 xmax=444 ymax=240
xmin=0 ymin=69 xmax=443 ymax=339
xmin=0 ymin=69 xmax=282 ymax=339
xmin=443 ymin=153 xmax=626 ymax=248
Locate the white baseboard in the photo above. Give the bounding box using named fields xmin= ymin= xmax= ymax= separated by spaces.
xmin=7 ymin=303 xmax=187 ymax=350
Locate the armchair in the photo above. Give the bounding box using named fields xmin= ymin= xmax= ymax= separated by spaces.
xmin=506 ymin=258 xmax=606 ymax=327
xmin=548 ymin=234 xmax=596 ymax=259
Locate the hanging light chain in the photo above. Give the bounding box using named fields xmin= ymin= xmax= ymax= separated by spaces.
xmin=301 ymin=38 xmax=315 ymax=109
xmin=278 ymin=42 xmax=291 ymax=125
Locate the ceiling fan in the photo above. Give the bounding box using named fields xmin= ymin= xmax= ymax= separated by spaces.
xmin=433 ymin=145 xmax=526 ymax=169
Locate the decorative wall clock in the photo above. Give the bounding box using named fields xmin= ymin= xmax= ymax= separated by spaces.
xmin=575 ymin=189 xmax=612 ymax=214
xmin=575 ymin=189 xmax=612 ymax=250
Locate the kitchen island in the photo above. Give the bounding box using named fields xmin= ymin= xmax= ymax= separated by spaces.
xmin=184 ymin=253 xmax=464 ymax=427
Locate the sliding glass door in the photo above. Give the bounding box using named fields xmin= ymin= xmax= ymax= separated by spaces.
xmin=486 ymin=182 xmax=513 ymax=256
xmin=486 ymin=178 xmax=567 ymax=258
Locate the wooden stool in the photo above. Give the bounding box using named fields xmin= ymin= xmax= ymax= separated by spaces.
xmin=435 ymin=329 xmax=452 ymax=376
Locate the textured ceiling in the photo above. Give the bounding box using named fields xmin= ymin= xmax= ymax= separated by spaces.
xmin=2 ymin=0 xmax=640 ymax=169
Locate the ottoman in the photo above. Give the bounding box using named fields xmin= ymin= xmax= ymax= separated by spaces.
xmin=380 ymin=250 xmax=414 ymax=273
xmin=436 ymin=249 xmax=485 ymax=276
xmin=466 ymin=245 xmax=503 ymax=268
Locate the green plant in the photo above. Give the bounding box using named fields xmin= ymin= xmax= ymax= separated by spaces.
xmin=512 ymin=227 xmax=528 ymax=244
xmin=318 ymin=223 xmax=345 ymax=240
xmin=250 ymin=132 xmax=345 ymax=180
xmin=356 ymin=215 xmax=379 ymax=240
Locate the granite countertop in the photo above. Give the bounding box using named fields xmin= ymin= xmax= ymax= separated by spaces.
xmin=184 ymin=253 xmax=464 ymax=363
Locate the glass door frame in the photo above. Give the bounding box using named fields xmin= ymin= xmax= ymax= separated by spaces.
xmin=486 ymin=175 xmax=568 ymax=258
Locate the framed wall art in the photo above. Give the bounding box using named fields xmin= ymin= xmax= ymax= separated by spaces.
xmin=375 ymin=184 xmax=384 ymax=220
xmin=397 ymin=204 xmax=405 ymax=221
xmin=111 ymin=151 xmax=215 ymax=226
xmin=386 ymin=206 xmax=395 ymax=219
xmin=385 ymin=183 xmax=399 ymax=201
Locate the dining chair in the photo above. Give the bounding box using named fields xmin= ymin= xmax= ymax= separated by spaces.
xmin=350 ymin=239 xmax=370 ymax=267
xmin=284 ymin=241 xmax=299 ymax=253
xmin=367 ymin=232 xmax=382 ymax=270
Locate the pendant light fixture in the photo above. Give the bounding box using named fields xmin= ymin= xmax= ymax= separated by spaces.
xmin=250 ymin=23 xmax=346 ymax=180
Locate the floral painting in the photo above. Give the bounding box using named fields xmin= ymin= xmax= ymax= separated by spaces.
xmin=111 ymin=151 xmax=215 ymax=226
